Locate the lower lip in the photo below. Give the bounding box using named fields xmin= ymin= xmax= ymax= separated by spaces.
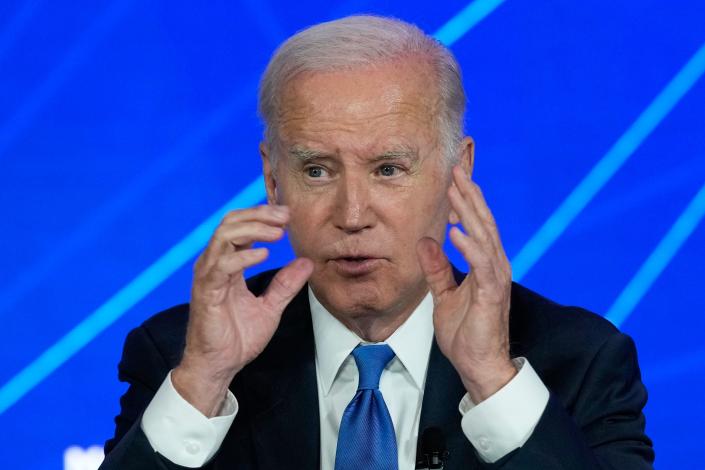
xmin=331 ymin=258 xmax=383 ymax=276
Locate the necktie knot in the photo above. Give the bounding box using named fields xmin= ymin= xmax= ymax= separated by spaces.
xmin=352 ymin=344 xmax=395 ymax=390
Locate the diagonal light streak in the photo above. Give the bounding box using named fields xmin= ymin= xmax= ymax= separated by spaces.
xmin=606 ymin=179 xmax=705 ymax=327
xmin=0 ymin=0 xmax=503 ymax=416
xmin=0 ymin=177 xmax=264 ymax=415
xmin=434 ymin=0 xmax=505 ymax=45
xmin=0 ymin=0 xmax=133 ymax=159
xmin=511 ymin=40 xmax=705 ymax=281
xmin=0 ymin=74 xmax=260 ymax=319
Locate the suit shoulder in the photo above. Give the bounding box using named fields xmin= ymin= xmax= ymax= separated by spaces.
xmin=509 ymin=282 xmax=621 ymax=350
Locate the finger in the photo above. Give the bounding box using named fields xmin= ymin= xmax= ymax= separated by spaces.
xmin=222 ymin=204 xmax=290 ymax=226
xmin=416 ymin=237 xmax=457 ymax=299
xmin=196 ymin=247 xmax=270 ymax=290
xmin=451 ymin=167 xmax=505 ymax=254
xmin=469 ymin=182 xmax=496 ymax=226
xmin=448 ymin=226 xmax=498 ymax=282
xmin=216 ymin=221 xmax=285 ymax=250
xmin=202 ymin=221 xmax=285 ymax=266
xmin=262 ymin=257 xmax=314 ymax=313
xmin=448 ymin=208 xmax=460 ymax=225
xmin=452 ymin=166 xmax=500 ymax=238
xmin=451 ymin=227 xmax=512 ymax=308
xmin=465 ymin=179 xmax=510 ymax=263
xmin=448 ymin=183 xmax=493 ymax=246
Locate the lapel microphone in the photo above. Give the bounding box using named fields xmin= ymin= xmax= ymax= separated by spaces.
xmin=415 ymin=427 xmax=449 ymax=470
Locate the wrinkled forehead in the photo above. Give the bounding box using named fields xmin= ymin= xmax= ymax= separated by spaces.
xmin=274 ymin=60 xmax=443 ymax=151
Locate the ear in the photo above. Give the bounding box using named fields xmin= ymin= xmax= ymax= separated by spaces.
xmin=459 ymin=136 xmax=475 ymax=179
xmin=448 ymin=136 xmax=475 ymax=225
xmin=260 ymin=141 xmax=278 ymax=205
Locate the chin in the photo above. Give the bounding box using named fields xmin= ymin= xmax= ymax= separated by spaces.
xmin=310 ymin=273 xmax=389 ymax=316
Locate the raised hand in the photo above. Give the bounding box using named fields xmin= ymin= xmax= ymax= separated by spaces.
xmin=172 ymin=205 xmax=313 ymax=416
xmin=416 ymin=166 xmax=516 ymax=403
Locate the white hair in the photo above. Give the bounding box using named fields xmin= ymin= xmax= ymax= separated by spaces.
xmin=257 ymin=14 xmax=467 ymax=167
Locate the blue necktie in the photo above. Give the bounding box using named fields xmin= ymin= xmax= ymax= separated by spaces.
xmin=335 ymin=344 xmax=398 ymax=470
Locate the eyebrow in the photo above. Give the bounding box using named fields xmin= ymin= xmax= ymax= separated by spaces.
xmin=288 ymin=146 xmax=330 ymax=162
xmin=288 ymin=145 xmax=419 ymax=163
xmin=369 ymin=149 xmax=419 ymax=163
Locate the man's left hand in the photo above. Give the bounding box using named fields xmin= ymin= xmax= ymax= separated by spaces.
xmin=417 ymin=165 xmax=516 ymax=403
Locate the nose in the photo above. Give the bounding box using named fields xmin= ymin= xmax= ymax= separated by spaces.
xmin=333 ymin=173 xmax=375 ymax=234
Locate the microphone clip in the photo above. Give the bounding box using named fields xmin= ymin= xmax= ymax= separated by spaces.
xmin=415 ymin=427 xmax=449 ymax=470
xmin=415 ymin=449 xmax=449 ymax=469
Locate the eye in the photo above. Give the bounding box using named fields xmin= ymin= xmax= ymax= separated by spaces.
xmin=378 ymin=164 xmax=399 ymax=177
xmin=306 ymin=166 xmax=328 ymax=178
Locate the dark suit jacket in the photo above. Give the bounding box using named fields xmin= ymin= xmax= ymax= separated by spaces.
xmin=100 ymin=268 xmax=654 ymax=469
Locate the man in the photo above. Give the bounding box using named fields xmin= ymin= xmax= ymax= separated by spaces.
xmin=100 ymin=15 xmax=654 ymax=470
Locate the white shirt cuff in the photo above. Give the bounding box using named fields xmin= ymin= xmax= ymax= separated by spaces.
xmin=140 ymin=370 xmax=238 ymax=467
xmin=458 ymin=357 xmax=549 ymax=463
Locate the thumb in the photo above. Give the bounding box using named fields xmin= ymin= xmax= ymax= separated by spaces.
xmin=416 ymin=237 xmax=457 ymax=300
xmin=262 ymin=257 xmax=314 ymax=313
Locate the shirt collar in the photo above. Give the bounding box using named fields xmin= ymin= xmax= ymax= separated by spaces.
xmin=309 ymin=286 xmax=434 ymax=395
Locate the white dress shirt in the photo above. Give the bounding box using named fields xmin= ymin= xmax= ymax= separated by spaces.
xmin=311 ymin=288 xmax=434 ymax=470
xmin=141 ymin=287 xmax=550 ymax=468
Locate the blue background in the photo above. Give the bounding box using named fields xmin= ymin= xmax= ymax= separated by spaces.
xmin=1 ymin=1 xmax=704 ymax=468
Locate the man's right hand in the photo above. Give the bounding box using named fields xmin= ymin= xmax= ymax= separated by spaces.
xmin=172 ymin=204 xmax=314 ymax=417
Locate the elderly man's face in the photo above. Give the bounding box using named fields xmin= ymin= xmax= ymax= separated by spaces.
xmin=262 ymin=58 xmax=469 ymax=324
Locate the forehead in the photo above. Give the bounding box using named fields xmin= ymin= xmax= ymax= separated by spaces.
xmin=276 ymin=58 xmax=441 ymax=154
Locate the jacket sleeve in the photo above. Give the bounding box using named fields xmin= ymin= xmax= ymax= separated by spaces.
xmin=99 ymin=325 xmax=205 ymax=470
xmin=480 ymin=332 xmax=654 ymax=469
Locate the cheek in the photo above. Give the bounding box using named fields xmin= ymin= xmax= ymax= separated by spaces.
xmin=284 ymin=196 xmax=331 ymax=254
xmin=395 ymin=184 xmax=449 ymax=231
xmin=429 ymin=190 xmax=452 ymax=225
xmin=374 ymin=189 xmax=446 ymax=264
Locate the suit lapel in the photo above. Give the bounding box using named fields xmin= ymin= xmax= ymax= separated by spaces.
xmin=418 ymin=340 xmax=479 ymax=470
xmin=246 ymin=286 xmax=320 ymax=470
